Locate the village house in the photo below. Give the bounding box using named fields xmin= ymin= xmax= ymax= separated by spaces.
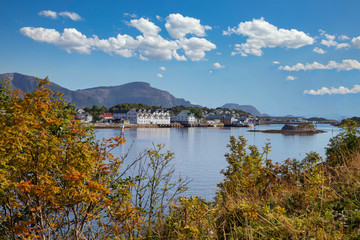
xmin=99 ymin=113 xmax=114 ymax=122
xmin=171 ymin=110 xmax=197 ymax=124
xmin=237 ymin=116 xmax=249 ymax=124
xmin=205 ymin=114 xmax=236 ymax=125
xmin=113 ymin=108 xmax=170 ymax=124
xmin=75 ymin=109 xmax=93 ymax=123
xmin=247 ymin=115 xmax=258 ymax=124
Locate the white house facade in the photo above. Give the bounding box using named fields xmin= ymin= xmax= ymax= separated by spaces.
xmin=75 ymin=109 xmax=93 ymax=123
xmin=172 ymin=110 xmax=197 ymax=124
xmin=113 ymin=108 xmax=170 ymax=124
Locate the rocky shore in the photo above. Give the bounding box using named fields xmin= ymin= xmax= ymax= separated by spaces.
xmin=248 ymin=129 xmax=326 ymax=135
xmin=248 ymin=123 xmax=326 ymax=135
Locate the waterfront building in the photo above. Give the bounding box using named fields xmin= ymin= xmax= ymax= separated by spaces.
xmin=171 ymin=110 xmax=197 ymax=124
xmin=113 ymin=108 xmax=170 ymax=124
xmin=205 ymin=114 xmax=236 ymax=125
xmin=75 ymin=109 xmax=93 ymax=123
xmin=99 ymin=113 xmax=114 ymax=122
xmin=237 ymin=116 xmax=249 ymax=124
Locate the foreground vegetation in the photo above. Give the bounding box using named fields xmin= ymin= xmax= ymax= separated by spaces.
xmin=1 ymin=78 xmax=360 ymax=239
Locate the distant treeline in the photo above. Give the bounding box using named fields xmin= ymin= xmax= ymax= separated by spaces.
xmin=82 ymin=103 xmax=250 ymax=120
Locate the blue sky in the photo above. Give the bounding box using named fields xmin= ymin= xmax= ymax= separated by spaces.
xmin=1 ymin=0 xmax=360 ymax=118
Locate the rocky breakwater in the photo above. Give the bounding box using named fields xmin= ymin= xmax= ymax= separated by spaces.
xmin=249 ymin=123 xmax=326 ymax=135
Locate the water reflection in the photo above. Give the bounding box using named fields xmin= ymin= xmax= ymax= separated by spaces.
xmin=134 ymin=128 xmax=171 ymax=139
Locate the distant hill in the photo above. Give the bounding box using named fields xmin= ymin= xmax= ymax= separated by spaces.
xmin=0 ymin=73 xmax=194 ymax=108
xmin=0 ymin=73 xmax=99 ymax=107
xmin=76 ymin=82 xmax=193 ymax=108
xmin=221 ymin=103 xmax=261 ymax=116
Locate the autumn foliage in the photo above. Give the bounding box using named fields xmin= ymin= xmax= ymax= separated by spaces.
xmin=0 ymin=78 xmax=139 ymax=239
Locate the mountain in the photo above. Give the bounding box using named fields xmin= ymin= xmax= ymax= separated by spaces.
xmin=0 ymin=73 xmax=98 ymax=107
xmin=221 ymin=103 xmax=261 ymax=116
xmin=76 ymin=82 xmax=193 ymax=108
xmin=0 ymin=73 xmax=194 ymax=108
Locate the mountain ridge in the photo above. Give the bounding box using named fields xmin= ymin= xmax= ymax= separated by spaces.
xmin=0 ymin=73 xmax=194 ymax=108
xmin=0 ymin=73 xmax=261 ymax=115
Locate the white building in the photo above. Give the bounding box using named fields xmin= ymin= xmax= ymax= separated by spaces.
xmin=113 ymin=108 xmax=170 ymax=124
xmin=75 ymin=109 xmax=93 ymax=123
xmin=171 ymin=110 xmax=197 ymax=124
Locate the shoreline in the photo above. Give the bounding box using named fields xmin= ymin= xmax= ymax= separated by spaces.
xmin=89 ymin=122 xmax=336 ymax=130
xmin=90 ymin=123 xmax=221 ymax=129
xmin=90 ymin=123 xmax=182 ymax=129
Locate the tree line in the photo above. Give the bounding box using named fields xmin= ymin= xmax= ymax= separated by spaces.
xmin=84 ymin=103 xmax=249 ymax=122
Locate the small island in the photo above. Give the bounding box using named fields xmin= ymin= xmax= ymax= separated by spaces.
xmin=249 ymin=123 xmax=326 ymax=135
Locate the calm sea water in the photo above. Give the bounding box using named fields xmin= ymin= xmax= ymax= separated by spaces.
xmin=95 ymin=124 xmax=339 ymax=200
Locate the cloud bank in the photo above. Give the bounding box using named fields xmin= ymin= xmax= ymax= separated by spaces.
xmin=21 ymin=14 xmax=216 ymax=61
xmin=304 ymin=85 xmax=360 ymax=95
xmin=279 ymin=59 xmax=360 ymax=71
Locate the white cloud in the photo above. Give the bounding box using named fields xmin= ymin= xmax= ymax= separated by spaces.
xmin=178 ymin=37 xmax=216 ymax=61
xmin=319 ymin=30 xmax=351 ymax=49
xmin=223 ymin=17 xmax=314 ymax=56
xmin=279 ymin=59 xmax=360 ymax=71
xmin=351 ymin=36 xmax=360 ymax=48
xmin=156 ymin=15 xmax=162 ymax=21
xmin=20 ymin=27 xmax=93 ymax=54
xmin=321 ymin=39 xmax=338 ymax=47
xmin=165 ymin=13 xmax=212 ymax=38
xmin=339 ymin=35 xmax=350 ymax=40
xmin=172 ymin=50 xmax=187 ymax=61
xmin=93 ymin=34 xmax=138 ymax=58
xmin=318 ymin=29 xmax=326 ymax=35
xmin=209 ymin=70 xmax=213 ymax=74
xmin=38 ymin=10 xmax=57 ymax=19
xmin=58 ymin=11 xmax=82 ymax=21
xmin=123 ymin=13 xmax=138 ymax=18
xmin=129 ymin=18 xmax=161 ymax=36
xmin=304 ymin=85 xmax=360 ymax=95
xmin=38 ymin=10 xmax=82 ymax=21
xmin=134 ymin=35 xmax=181 ymax=61
xmin=273 ymin=61 xmax=280 ymax=64
xmin=216 ymin=52 xmax=222 ymax=55
xmin=213 ymin=62 xmax=225 ymax=69
xmin=20 ymin=15 xmax=216 ymax=61
xmin=159 ymin=66 xmax=166 ymax=71
xmin=320 ymin=33 xmax=337 ymax=47
xmin=156 ymin=73 xmax=163 ymax=78
xmin=313 ymin=47 xmax=326 ymax=54
xmin=286 ymin=75 xmax=297 ymax=81
xmin=336 ymin=43 xmax=350 ymax=49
